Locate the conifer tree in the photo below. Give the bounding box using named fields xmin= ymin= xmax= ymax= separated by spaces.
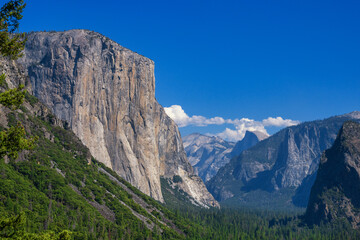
xmin=0 ymin=0 xmax=37 ymax=161
xmin=0 ymin=0 xmax=26 ymax=59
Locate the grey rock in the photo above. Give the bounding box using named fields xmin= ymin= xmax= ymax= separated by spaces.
xmin=183 ymin=133 xmax=235 ymax=182
xmin=183 ymin=131 xmax=265 ymax=182
xmin=306 ymin=121 xmax=360 ymax=228
xmin=19 ymin=30 xmax=218 ymax=208
xmin=0 ymin=55 xmax=28 ymax=89
xmin=231 ymin=131 xmax=267 ymax=157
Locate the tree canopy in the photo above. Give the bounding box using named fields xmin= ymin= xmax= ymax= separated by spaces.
xmin=0 ymin=0 xmax=26 ymax=59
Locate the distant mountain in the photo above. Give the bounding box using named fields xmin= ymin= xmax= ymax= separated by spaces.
xmin=207 ymin=112 xmax=360 ymax=209
xmin=306 ymin=121 xmax=360 ymax=228
xmin=183 ymin=134 xmax=235 ymax=182
xmin=183 ymin=131 xmax=267 ymax=182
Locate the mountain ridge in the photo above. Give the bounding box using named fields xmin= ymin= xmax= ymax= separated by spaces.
xmin=183 ymin=131 xmax=264 ymax=182
xmin=207 ymin=112 xmax=360 ymax=209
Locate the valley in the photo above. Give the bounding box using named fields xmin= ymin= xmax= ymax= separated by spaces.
xmin=1 ymin=1 xmax=360 ymax=239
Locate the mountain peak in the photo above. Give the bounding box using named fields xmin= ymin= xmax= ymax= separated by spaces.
xmin=230 ymin=131 xmax=263 ymax=157
xmin=250 ymin=130 xmax=269 ymax=141
xmin=343 ymin=111 xmax=360 ymax=120
xmin=242 ymin=130 xmax=268 ymax=141
xmin=184 ymin=131 xmax=264 ymax=182
xmin=243 ymin=130 xmax=256 ymax=138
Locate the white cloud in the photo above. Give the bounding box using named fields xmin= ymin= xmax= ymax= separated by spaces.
xmin=164 ymin=105 xmax=190 ymax=127
xmin=216 ymin=128 xmax=261 ymax=142
xmin=164 ymin=104 xmax=300 ymax=142
xmin=262 ymin=117 xmax=299 ymax=127
xmin=164 ymin=105 xmax=225 ymax=127
xmin=219 ymin=118 xmax=269 ymax=142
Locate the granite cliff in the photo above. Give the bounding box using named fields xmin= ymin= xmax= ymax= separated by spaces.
xmin=0 ymin=56 xmax=194 ymax=238
xmin=306 ymin=121 xmax=360 ymax=228
xmin=207 ymin=112 xmax=360 ymax=209
xmin=19 ymin=30 xmax=218 ymax=208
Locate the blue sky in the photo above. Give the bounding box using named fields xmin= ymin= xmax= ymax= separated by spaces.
xmin=19 ymin=0 xmax=360 ymax=141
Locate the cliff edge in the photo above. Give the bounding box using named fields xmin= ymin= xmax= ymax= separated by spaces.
xmin=19 ymin=30 xmax=218 ymax=208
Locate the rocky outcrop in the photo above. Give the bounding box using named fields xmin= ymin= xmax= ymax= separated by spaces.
xmin=0 ymin=56 xmax=28 ymax=90
xmin=207 ymin=112 xmax=360 ymax=208
xmin=183 ymin=131 xmax=266 ymax=182
xmin=305 ymin=121 xmax=360 ymax=228
xmin=19 ymin=30 xmax=218 ymax=208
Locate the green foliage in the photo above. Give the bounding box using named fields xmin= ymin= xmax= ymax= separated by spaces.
xmin=0 ymin=0 xmax=26 ymax=60
xmin=0 ymin=83 xmax=26 ymax=110
xmin=0 ymin=73 xmax=8 ymax=88
xmin=172 ymin=175 xmax=183 ymax=183
xmin=0 ymin=122 xmax=38 ymax=159
xmin=159 ymin=174 xmax=360 ymax=239
xmin=0 ymin=212 xmax=72 ymax=239
xmin=168 ymin=207 xmax=360 ymax=240
xmin=6 ymin=112 xmax=17 ymax=126
xmin=25 ymin=91 xmax=39 ymax=107
xmin=0 ymin=211 xmax=26 ymax=238
xmin=0 ymin=104 xmax=189 ymax=239
xmin=0 ymin=2 xmax=31 ymax=163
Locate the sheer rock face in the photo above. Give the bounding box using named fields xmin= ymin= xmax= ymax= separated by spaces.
xmin=306 ymin=121 xmax=360 ymax=228
xmin=207 ymin=112 xmax=360 ymax=208
xmin=19 ymin=30 xmax=218 ymax=207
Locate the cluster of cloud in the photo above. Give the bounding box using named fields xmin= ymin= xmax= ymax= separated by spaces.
xmin=218 ymin=118 xmax=268 ymax=141
xmin=164 ymin=105 xmax=225 ymax=127
xmin=164 ymin=105 xmax=300 ymax=142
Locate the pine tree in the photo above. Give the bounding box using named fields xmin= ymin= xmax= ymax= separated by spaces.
xmin=0 ymin=0 xmax=26 ymax=59
xmin=0 ymin=0 xmax=37 ymax=162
